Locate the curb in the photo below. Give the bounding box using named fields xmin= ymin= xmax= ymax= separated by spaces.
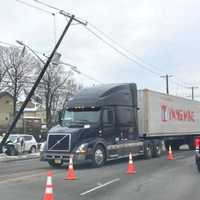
xmin=0 ymin=153 xmax=40 ymax=162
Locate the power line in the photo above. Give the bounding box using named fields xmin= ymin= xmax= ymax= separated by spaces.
xmin=16 ymin=0 xmax=55 ymax=15
xmin=16 ymin=0 xmax=57 ymax=46
xmin=52 ymin=13 xmax=57 ymax=45
xmin=0 ymin=41 xmax=18 ymax=47
xmin=16 ymin=40 xmax=101 ymax=84
xmin=16 ymin=0 xmax=197 ymax=92
xmin=31 ymin=0 xmax=87 ymax=25
xmin=87 ymin=23 xmax=194 ymax=89
xmin=85 ymin=26 xmax=162 ymax=77
xmin=29 ymin=0 xmax=189 ymax=89
xmin=32 ymin=0 xmax=60 ymax=11
xmin=88 ymin=23 xmax=163 ymax=74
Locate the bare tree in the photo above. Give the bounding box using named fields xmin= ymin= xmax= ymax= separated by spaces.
xmin=0 ymin=46 xmax=38 ymax=116
xmin=59 ymin=79 xmax=82 ymax=110
xmin=0 ymin=47 xmax=9 ymax=90
xmin=36 ymin=62 xmax=76 ymax=128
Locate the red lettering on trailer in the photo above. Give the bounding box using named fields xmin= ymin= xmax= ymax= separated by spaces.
xmin=161 ymin=104 xmax=195 ymax=122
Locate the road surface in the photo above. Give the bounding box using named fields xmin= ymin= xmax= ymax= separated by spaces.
xmin=0 ymin=150 xmax=199 ymax=200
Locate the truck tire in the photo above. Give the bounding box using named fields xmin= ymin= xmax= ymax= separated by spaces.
xmin=48 ymin=160 xmax=63 ymax=168
xmin=152 ymin=142 xmax=162 ymax=157
xmin=92 ymin=145 xmax=106 ymax=167
xmin=144 ymin=142 xmax=153 ymax=159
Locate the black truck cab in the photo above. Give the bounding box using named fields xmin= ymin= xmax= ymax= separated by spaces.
xmin=40 ymin=83 xmax=158 ymax=167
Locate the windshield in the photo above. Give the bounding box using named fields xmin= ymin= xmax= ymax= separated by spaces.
xmin=7 ymin=135 xmax=18 ymax=143
xmin=61 ymin=110 xmax=100 ymax=127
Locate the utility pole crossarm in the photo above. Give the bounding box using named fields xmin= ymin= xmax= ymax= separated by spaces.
xmin=59 ymin=10 xmax=87 ymax=26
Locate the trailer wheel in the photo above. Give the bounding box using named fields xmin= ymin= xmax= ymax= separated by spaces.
xmin=92 ymin=145 xmax=106 ymax=167
xmin=144 ymin=142 xmax=153 ymax=159
xmin=152 ymin=143 xmax=162 ymax=157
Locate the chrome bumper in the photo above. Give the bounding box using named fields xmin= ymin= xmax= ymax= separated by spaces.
xmin=40 ymin=151 xmax=87 ymax=164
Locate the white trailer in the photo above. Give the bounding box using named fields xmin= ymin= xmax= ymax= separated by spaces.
xmin=138 ymin=89 xmax=200 ymax=149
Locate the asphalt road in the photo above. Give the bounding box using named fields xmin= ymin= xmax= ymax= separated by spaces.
xmin=0 ymin=150 xmax=199 ymax=200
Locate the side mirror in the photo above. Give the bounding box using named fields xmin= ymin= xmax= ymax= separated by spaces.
xmin=56 ymin=110 xmax=63 ymax=125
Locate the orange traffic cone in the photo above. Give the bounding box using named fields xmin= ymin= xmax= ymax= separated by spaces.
xmin=167 ymin=145 xmax=174 ymax=160
xmin=66 ymin=155 xmax=77 ymax=180
xmin=127 ymin=152 xmax=136 ymax=174
xmin=43 ymin=170 xmax=54 ymax=200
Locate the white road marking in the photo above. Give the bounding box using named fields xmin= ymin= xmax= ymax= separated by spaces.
xmin=80 ymin=178 xmax=120 ymax=196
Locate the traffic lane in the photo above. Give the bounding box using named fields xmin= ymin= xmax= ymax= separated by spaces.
xmin=0 ymin=158 xmax=48 ymax=177
xmin=0 ymin=150 xmax=196 ymax=200
xmin=80 ymin=151 xmax=199 ymax=200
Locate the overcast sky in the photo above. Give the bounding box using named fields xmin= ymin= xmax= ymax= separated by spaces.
xmin=1 ymin=0 xmax=200 ymax=98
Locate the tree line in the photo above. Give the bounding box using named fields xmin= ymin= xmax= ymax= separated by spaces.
xmin=0 ymin=46 xmax=81 ymax=128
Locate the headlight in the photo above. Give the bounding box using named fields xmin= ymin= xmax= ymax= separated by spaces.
xmin=40 ymin=142 xmax=46 ymax=152
xmin=76 ymin=143 xmax=88 ymax=154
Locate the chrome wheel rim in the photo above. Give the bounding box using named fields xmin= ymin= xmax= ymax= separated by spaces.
xmin=95 ymin=149 xmax=104 ymax=165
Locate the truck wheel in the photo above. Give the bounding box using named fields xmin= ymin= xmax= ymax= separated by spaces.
xmin=92 ymin=145 xmax=106 ymax=167
xmin=144 ymin=143 xmax=153 ymax=159
xmin=152 ymin=143 xmax=162 ymax=157
xmin=48 ymin=160 xmax=63 ymax=168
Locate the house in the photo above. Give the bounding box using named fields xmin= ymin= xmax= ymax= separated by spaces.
xmin=0 ymin=92 xmax=13 ymax=129
xmin=17 ymin=100 xmax=46 ymax=128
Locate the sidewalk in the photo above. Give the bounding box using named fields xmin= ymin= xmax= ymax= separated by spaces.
xmin=0 ymin=152 xmax=40 ymax=162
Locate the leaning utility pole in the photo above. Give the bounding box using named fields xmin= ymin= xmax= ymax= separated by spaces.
xmin=160 ymin=74 xmax=173 ymax=95
xmin=0 ymin=13 xmax=87 ymax=152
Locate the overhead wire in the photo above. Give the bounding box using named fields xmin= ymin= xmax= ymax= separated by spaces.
xmin=16 ymin=0 xmax=54 ymax=15
xmin=87 ymin=23 xmax=195 ymax=89
xmin=16 ymin=0 xmax=57 ymax=47
xmin=85 ymin=26 xmax=162 ymax=77
xmin=32 ymin=0 xmax=60 ymax=11
xmin=17 ymin=0 xmax=198 ymax=93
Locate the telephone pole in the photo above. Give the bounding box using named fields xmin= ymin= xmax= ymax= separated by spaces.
xmin=0 ymin=12 xmax=87 ymax=152
xmin=160 ymin=74 xmax=173 ymax=94
xmin=188 ymin=86 xmax=198 ymax=100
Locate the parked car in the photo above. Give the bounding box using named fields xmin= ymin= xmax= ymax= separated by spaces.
xmin=3 ymin=134 xmax=37 ymax=156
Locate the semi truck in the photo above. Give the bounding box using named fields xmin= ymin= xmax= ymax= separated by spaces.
xmin=40 ymin=83 xmax=200 ymax=167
